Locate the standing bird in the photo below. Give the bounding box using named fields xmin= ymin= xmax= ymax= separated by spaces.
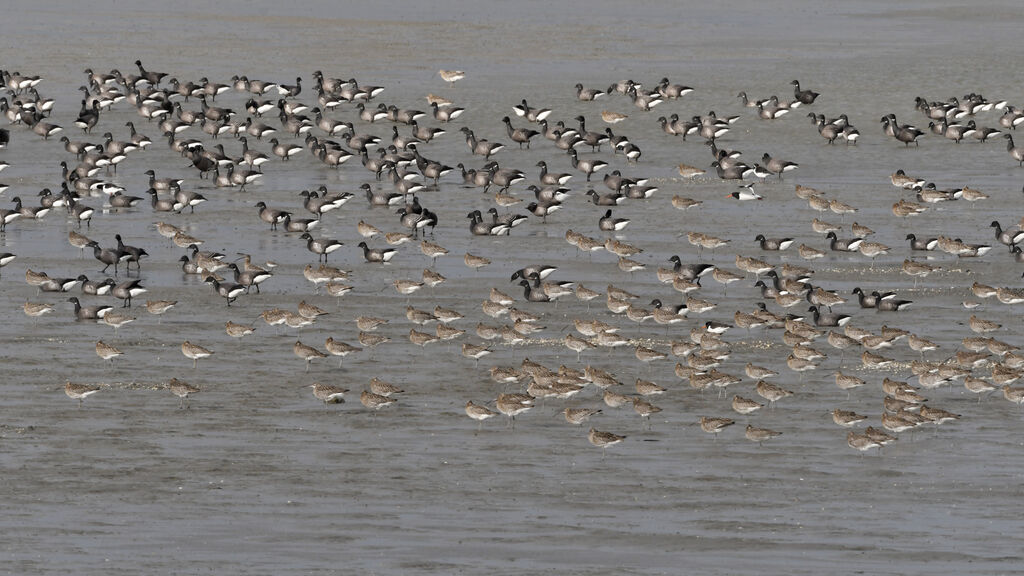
xmin=1006 ymin=134 xmax=1024 ymax=166
xmin=360 ymin=390 xmax=397 ymax=414
xmin=135 ymin=60 xmax=168 ymax=86
xmin=357 ymin=241 xmax=397 ymax=264
xmin=460 ymin=127 xmax=504 ymax=159
xmin=526 ymin=201 xmax=561 ymax=223
xmin=114 ymin=234 xmax=147 ymax=272
xmin=882 ymin=115 xmax=924 ymax=146
xmin=66 ymin=197 xmax=95 ymax=228
xmin=255 ymin=201 xmax=291 ymax=230
xmin=86 ymin=241 xmax=129 ymax=275
xmin=300 ymin=233 xmax=343 ymax=263
xmin=761 ymin=153 xmax=798 ymax=178
xmin=991 ymin=221 xmax=1024 ymax=251
xmin=95 ymin=341 xmax=122 ymax=364
xmin=465 ymin=401 xmax=498 ymax=431
xmin=745 ymin=425 xmax=782 ymax=446
xmin=437 ymin=69 xmax=465 ymax=87
xmin=598 ymin=209 xmax=630 ymax=232
xmin=496 ymin=393 xmax=534 ymax=428
xmin=311 ymin=382 xmax=348 ymax=405
xmin=699 ymin=416 xmax=735 ymax=440
xmin=567 ymin=149 xmax=608 ymax=181
xmin=269 ymin=137 xmax=303 ymax=161
xmin=294 ymin=340 xmax=328 ymax=372
xmin=111 ymin=279 xmax=146 ymax=308
xmin=169 ymin=378 xmax=200 ymax=409
xmin=65 ymin=381 xmax=100 ymax=407
xmin=755 ymin=234 xmax=793 ymax=251
xmin=790 ymin=80 xmax=820 ymax=104
xmin=537 ymin=160 xmax=572 ymax=185
xmin=227 ymin=263 xmax=273 ymax=294
xmin=575 ymin=115 xmax=610 ymax=151
xmin=811 ymin=113 xmax=842 ymax=144
xmin=204 ymin=275 xmax=246 ymax=306
xmin=181 ymin=341 xmax=213 ymax=369
xmin=501 ymin=116 xmax=540 ymax=149
xmin=74 ymin=101 xmax=101 ymax=133
xmin=588 ymin=428 xmax=626 ymax=456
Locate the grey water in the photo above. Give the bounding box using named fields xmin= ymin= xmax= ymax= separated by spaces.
xmin=1 ymin=1 xmax=1023 ymax=574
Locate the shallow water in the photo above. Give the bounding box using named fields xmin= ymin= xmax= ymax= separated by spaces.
xmin=1 ymin=1 xmax=1023 ymax=574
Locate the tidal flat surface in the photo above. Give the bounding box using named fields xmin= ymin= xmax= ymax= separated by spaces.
xmin=1 ymin=1 xmax=1023 ymax=574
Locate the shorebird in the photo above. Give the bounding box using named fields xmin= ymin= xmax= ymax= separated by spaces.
xmin=169 ymin=378 xmax=200 ymax=409
xmin=360 ymin=390 xmax=396 ymax=414
xmin=756 ymin=380 xmax=793 ymax=409
xmin=181 ymin=341 xmax=213 ymax=369
xmin=864 ymin=426 xmax=898 ymax=448
xmin=847 ymin=431 xmax=880 ymax=453
xmin=964 ymin=377 xmax=996 ymax=401
xmin=294 ymin=340 xmax=327 ymax=371
xmin=23 ymin=301 xmax=54 ymax=320
xmin=358 ymin=332 xmax=390 ymax=355
xmin=496 ymin=393 xmax=534 ymax=429
xmin=465 ymin=401 xmax=498 ymax=431
xmin=95 ymin=340 xmax=122 ymax=364
xmin=422 ymin=268 xmax=446 ymax=287
xmin=297 ymin=300 xmax=328 ymax=320
xmin=145 ymin=300 xmax=176 ymax=322
xmin=225 ymin=321 xmax=256 ymax=339
xmin=745 ymin=425 xmax=782 ymax=446
xmin=369 ymin=377 xmax=404 ymax=397
xmin=831 ymin=409 xmax=868 ymax=427
xmin=100 ymin=312 xmax=135 ymax=336
xmin=601 ymin=110 xmax=627 ymax=124
xmin=462 ymin=343 xmax=492 ymax=366
xmin=731 ymin=395 xmax=763 ymax=415
xmin=438 ymin=69 xmax=465 ymax=87
xmin=325 ymin=337 xmax=361 ymax=367
xmin=969 ymin=315 xmax=1001 ymax=334
xmin=420 ymin=240 xmax=448 ymax=263
xmin=65 ymin=381 xmax=100 ymax=407
xmin=310 ymin=383 xmax=348 ymax=405
xmin=563 ymin=407 xmax=602 ymax=426
xmin=699 ymin=416 xmax=735 ymax=440
xmin=919 ymin=405 xmax=960 ymax=426
xmin=632 ymin=398 xmax=662 ymax=428
xmin=409 ymin=328 xmax=439 ymax=348
xmin=588 ymin=427 xmax=625 ymax=456
xmin=1003 ymin=385 xmax=1024 ymax=407
xmin=394 ymin=279 xmax=424 ymax=299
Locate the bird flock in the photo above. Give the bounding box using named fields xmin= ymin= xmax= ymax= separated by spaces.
xmin=1 ymin=62 xmax=1023 ymax=458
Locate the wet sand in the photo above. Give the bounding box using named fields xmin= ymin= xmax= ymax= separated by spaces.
xmin=1 ymin=2 xmax=1023 ymax=574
